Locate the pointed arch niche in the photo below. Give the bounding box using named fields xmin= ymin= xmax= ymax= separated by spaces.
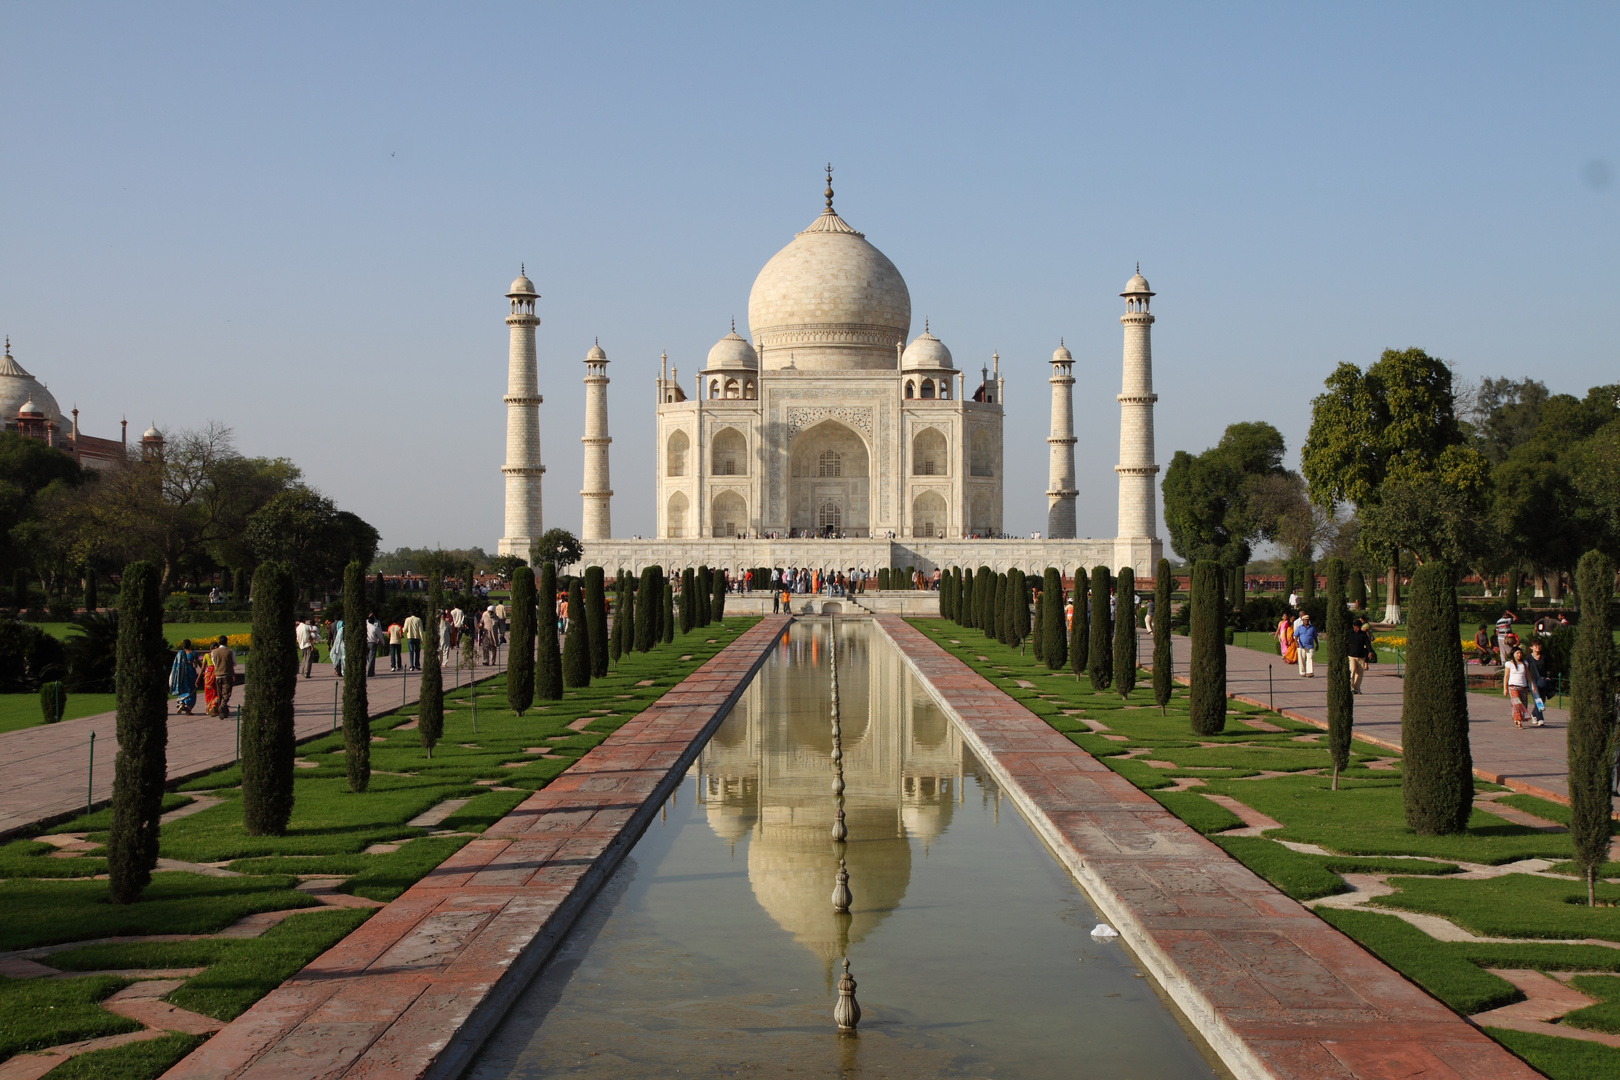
xmin=788 ymin=419 xmax=870 ymax=536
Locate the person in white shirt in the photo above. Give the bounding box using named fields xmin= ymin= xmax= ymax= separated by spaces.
xmin=295 ymin=618 xmax=317 ymax=678
xmin=402 ymin=612 xmax=424 ymax=671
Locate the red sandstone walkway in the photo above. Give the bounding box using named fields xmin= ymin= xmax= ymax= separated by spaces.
xmin=1149 ymin=630 xmax=1604 ymax=807
xmin=0 ymin=652 xmax=502 ymax=840
xmin=161 ymin=616 xmax=790 ymax=1080
xmin=878 ymin=617 xmax=1537 ymax=1080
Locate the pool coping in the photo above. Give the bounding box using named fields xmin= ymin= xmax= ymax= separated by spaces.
xmin=873 ymin=616 xmax=1539 ymax=1080
xmin=160 ymin=616 xmax=791 ymax=1080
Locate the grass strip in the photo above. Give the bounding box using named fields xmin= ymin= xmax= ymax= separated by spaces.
xmin=1487 ymin=1026 xmax=1620 ymax=1080
xmin=1369 ymin=873 xmax=1620 ymax=941
xmin=1151 ymin=790 xmax=1244 ymax=834
xmin=0 ymin=974 xmax=136 ymax=1059
xmin=33 ymin=1032 xmax=207 ymax=1080
xmin=1212 ymin=835 xmax=1346 ymax=900
xmin=0 ymin=840 xmax=107 ymax=879
xmin=1566 ymin=975 xmax=1620 ymax=1035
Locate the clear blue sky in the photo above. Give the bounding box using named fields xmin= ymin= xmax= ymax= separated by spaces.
xmin=3 ymin=4 xmax=1616 ymax=553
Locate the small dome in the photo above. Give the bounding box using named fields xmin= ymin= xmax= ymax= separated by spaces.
xmin=507 ymin=271 xmax=537 ymax=297
xmin=0 ymin=344 xmax=62 ymax=427
xmin=585 ymin=341 xmax=607 ymax=361
xmin=143 ymin=424 xmax=161 ymax=439
xmin=705 ymin=328 xmax=759 ymax=371
xmin=900 ymin=326 xmax=953 ymax=370
xmin=1052 ymin=341 xmax=1073 ymax=364
xmin=1122 ymin=270 xmax=1153 ymax=296
xmin=18 ymin=399 xmax=39 ymax=416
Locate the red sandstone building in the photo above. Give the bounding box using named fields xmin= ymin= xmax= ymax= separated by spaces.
xmin=0 ymin=338 xmax=138 ymax=470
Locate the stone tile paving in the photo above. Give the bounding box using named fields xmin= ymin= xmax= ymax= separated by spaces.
xmin=160 ymin=616 xmax=790 ymax=1080
xmin=874 ymin=616 xmax=1538 ymax=1080
xmin=0 ymin=653 xmax=503 ymax=841
xmin=1152 ymin=629 xmax=1608 ymax=808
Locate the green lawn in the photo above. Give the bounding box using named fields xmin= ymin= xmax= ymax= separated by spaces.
xmin=909 ymin=616 xmax=1620 ymax=1080
xmin=0 ymin=691 xmax=116 ymax=733
xmin=1 ymin=617 xmax=758 ymax=1077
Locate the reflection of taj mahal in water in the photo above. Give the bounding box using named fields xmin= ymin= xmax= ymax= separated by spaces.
xmin=691 ymin=621 xmax=991 ymax=964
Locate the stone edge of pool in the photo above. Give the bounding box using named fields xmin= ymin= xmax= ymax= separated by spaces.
xmin=159 ymin=615 xmax=793 ymax=1080
xmin=871 ymin=616 xmax=1539 ymax=1080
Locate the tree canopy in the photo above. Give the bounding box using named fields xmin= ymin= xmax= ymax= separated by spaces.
xmin=1161 ymin=421 xmax=1286 ymax=568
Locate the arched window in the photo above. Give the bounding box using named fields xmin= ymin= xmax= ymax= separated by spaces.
xmin=818 ymin=501 xmax=842 ymax=531
xmin=904 ymin=380 xmax=915 ymax=399
xmin=912 ymin=427 xmax=947 ymax=476
xmin=921 ymin=379 xmax=935 ymax=399
xmin=970 ymin=429 xmax=993 ymax=477
xmin=818 ymin=449 xmax=842 ymax=477
xmin=912 ymin=491 xmax=947 ymax=538
xmin=712 ymin=427 xmax=746 ymax=476
xmin=666 ymin=430 xmax=689 ymax=476
xmin=724 ymin=378 xmax=740 ymax=399
xmin=712 ymin=491 xmax=746 ymax=537
xmin=970 ymin=490 xmax=992 ymax=536
xmin=667 ymin=491 xmax=689 ymax=538
xmin=939 ymin=380 xmax=952 ymax=400
xmin=743 ymin=379 xmax=756 ymax=399
xmin=709 ymin=379 xmax=720 ymax=400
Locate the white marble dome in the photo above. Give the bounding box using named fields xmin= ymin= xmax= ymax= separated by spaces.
xmin=0 ymin=346 xmax=62 ymax=427
xmin=747 ymin=203 xmax=910 ymax=372
xmin=1122 ymin=271 xmax=1152 ymax=295
xmin=900 ymin=325 xmax=953 ymax=369
xmin=507 ymin=271 xmax=537 ymax=297
xmin=705 ymin=326 xmax=758 ymax=370
xmin=586 ymin=341 xmax=607 ymax=361
xmin=1052 ymin=341 xmax=1073 ymax=363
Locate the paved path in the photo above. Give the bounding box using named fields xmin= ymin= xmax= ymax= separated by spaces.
xmin=879 ymin=617 xmax=1537 ymax=1080
xmin=1151 ymin=630 xmax=1604 ymax=807
xmin=161 ymin=616 xmax=790 ymax=1080
xmin=0 ymin=651 xmax=504 ymax=841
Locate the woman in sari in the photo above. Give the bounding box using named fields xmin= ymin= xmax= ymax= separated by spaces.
xmin=1276 ymin=613 xmax=1297 ymax=665
xmin=330 ymin=619 xmax=345 ymax=676
xmin=201 ymin=650 xmax=220 ymax=717
xmin=169 ymin=639 xmax=199 ymax=714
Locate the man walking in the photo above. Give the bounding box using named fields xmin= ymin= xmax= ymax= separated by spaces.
xmin=209 ymin=635 xmax=237 ymax=716
xmin=295 ymin=617 xmax=317 ymax=678
xmin=1294 ymin=613 xmax=1318 ymax=677
xmin=386 ymin=618 xmax=404 ymax=671
xmin=365 ymin=614 xmax=383 ymax=677
xmin=1524 ymin=640 xmax=1550 ymax=726
xmin=402 ymin=610 xmax=423 ymax=671
xmin=1346 ymin=617 xmax=1370 ymax=694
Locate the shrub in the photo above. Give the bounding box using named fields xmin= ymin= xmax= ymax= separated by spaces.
xmin=1569 ymin=551 xmax=1616 ymax=904
xmin=679 ymin=567 xmax=696 ymax=634
xmin=0 ymin=619 xmax=67 ymax=692
xmin=1087 ymin=566 xmax=1112 ymax=690
xmin=1114 ymin=567 xmax=1136 ymax=697
xmin=108 ymin=560 xmax=167 ymax=904
xmin=711 ymin=566 xmax=726 ymax=622
xmin=1401 ymin=562 xmax=1473 ymax=835
xmin=1189 ymin=560 xmax=1226 ymax=735
xmin=563 ymin=579 xmax=591 ymax=687
xmin=40 ymin=680 xmax=67 ymax=723
xmin=242 ymin=562 xmax=297 ymax=836
xmin=634 ymin=567 xmax=655 ymax=652
xmin=341 ymin=561 xmax=370 ymax=793
xmin=537 ymin=563 xmax=563 ymax=699
xmin=1153 ymin=559 xmax=1173 ymax=712
xmin=1323 ymin=558 xmax=1353 ymax=788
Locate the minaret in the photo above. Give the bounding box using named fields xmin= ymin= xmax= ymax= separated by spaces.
xmin=1115 ymin=266 xmax=1159 ymax=543
xmin=498 ymin=268 xmax=545 ymax=558
xmin=580 ymin=339 xmax=612 ymax=540
xmin=1046 ymin=340 xmax=1077 ymax=538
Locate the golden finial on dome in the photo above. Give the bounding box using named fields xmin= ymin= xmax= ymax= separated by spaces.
xmin=824 ymin=163 xmax=834 ymax=213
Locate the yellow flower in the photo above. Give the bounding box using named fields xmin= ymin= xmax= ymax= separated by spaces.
xmin=226 ymin=633 xmax=252 ymax=650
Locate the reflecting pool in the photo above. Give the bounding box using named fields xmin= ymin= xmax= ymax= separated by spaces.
xmin=470 ymin=620 xmax=1227 ymax=1078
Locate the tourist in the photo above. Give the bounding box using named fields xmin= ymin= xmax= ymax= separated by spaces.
xmin=1474 ymin=624 xmax=1496 ymax=664
xmin=330 ymin=619 xmax=345 ymax=676
xmin=1294 ymin=614 xmax=1317 ymax=677
xmin=1346 ymin=618 xmax=1370 ymax=694
xmin=169 ymin=639 xmax=199 ymax=714
xmin=295 ymin=617 xmax=318 ymax=678
xmin=386 ymin=618 xmax=404 ymax=671
xmin=402 ymin=609 xmax=423 ymax=671
xmin=480 ymin=606 xmax=499 ymax=665
xmin=1143 ymin=597 xmax=1154 ymax=633
xmin=1535 ymin=612 xmax=1556 ymax=637
xmin=1275 ymin=611 xmax=1293 ymax=659
xmin=1495 ymin=609 xmax=1516 ymax=665
xmin=557 ymin=591 xmax=569 ymax=634
xmin=209 ymin=635 xmax=237 ymax=716
xmin=439 ymin=611 xmax=453 ymax=664
xmin=364 ymin=614 xmax=383 ymax=677
xmin=1503 ymin=645 xmax=1534 ymax=728
xmin=1064 ymin=595 xmax=1074 ymax=632
xmin=1524 ymin=641 xmax=1550 ymax=726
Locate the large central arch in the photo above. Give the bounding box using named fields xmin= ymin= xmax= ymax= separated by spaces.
xmin=788 ymin=419 xmax=871 ymax=537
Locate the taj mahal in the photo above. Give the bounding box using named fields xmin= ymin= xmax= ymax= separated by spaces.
xmin=498 ymin=170 xmax=1163 ymax=580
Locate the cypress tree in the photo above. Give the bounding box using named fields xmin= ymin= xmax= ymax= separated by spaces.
xmin=419 ymin=574 xmax=443 ymax=756
xmin=960 ymin=568 xmax=974 ymax=629
xmin=1016 ymin=570 xmax=1032 ymax=643
xmin=1041 ymin=568 xmax=1066 ymax=670
xmin=985 ymin=572 xmax=1001 ymax=641
xmin=374 ymin=571 xmax=387 ymax=613
xmin=1088 ymin=566 xmax=1113 ymax=690
xmin=696 ymin=566 xmax=711 ymax=626
xmin=1070 ymin=571 xmax=1088 ymax=682
xmin=1504 ymin=567 xmax=1520 ymax=613
xmin=999 ymin=572 xmax=1015 ymax=647
xmin=1230 ymin=564 xmax=1245 ymax=623
xmin=84 ymin=567 xmax=97 ymax=613
xmin=1349 ymin=569 xmax=1366 ymax=611
xmin=634 ymin=566 xmax=655 ymax=652
xmin=1324 ymin=557 xmax=1354 ymax=788
xmin=680 ymin=568 xmax=696 ymax=633
xmin=1032 ymin=588 xmax=1045 ymax=661
xmin=609 ymin=576 xmax=625 ymax=667
xmin=662 ymin=580 xmax=675 ymax=644
xmin=507 ymin=566 xmax=535 ymax=714
xmin=1568 ymin=551 xmax=1616 ymax=905
xmin=107 ymin=560 xmax=167 ymax=904
xmin=1301 ymin=561 xmax=1316 ymax=601
xmin=537 ymin=563 xmax=564 ymax=699
xmin=1153 ymin=559 xmax=1173 ymax=713
xmin=463 ymin=560 xmax=476 ymax=601
xmin=975 ymin=567 xmax=993 ymax=632
xmin=712 ymin=567 xmax=727 ymax=621
xmin=341 ymin=561 xmax=370 ymax=792
xmin=584 ymin=566 xmax=609 ymax=678
xmin=877 ymin=567 xmax=890 ymax=591
xmin=242 ymin=561 xmax=296 ymax=836
xmin=939 ymin=570 xmax=952 ymax=618
xmin=563 ymin=579 xmax=591 ymax=686
xmin=1189 ymin=560 xmax=1227 ymax=735
xmin=1284 ymin=564 xmax=1296 ymax=599
xmin=1401 ymin=561 xmax=1473 ymax=835
xmin=1114 ymin=567 xmax=1137 ymax=697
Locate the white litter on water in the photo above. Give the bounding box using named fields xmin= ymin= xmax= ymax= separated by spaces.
xmin=1091 ymin=923 xmax=1119 ymax=939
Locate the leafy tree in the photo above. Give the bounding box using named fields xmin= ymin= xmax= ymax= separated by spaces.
xmin=419 ymin=574 xmax=443 ymax=756
xmin=1361 ymin=445 xmax=1496 ymax=569
xmin=1568 ymin=551 xmax=1616 ymax=904
xmin=563 ymin=579 xmax=591 ymax=687
xmin=244 ymin=487 xmax=379 ymax=594
xmin=1161 ymin=421 xmax=1286 ymax=568
xmin=1153 ymin=559 xmax=1173 ymax=713
xmin=1400 ymin=562 xmax=1473 ymax=835
xmin=1248 ymin=471 xmax=1337 ymax=567
xmin=487 ymin=553 xmax=527 ymax=582
xmin=1465 ymin=376 xmax=1552 ymax=463
xmin=584 ymin=566 xmax=609 ymax=677
xmin=242 ymin=562 xmax=297 ymax=835
xmin=1041 ymin=568 xmax=1066 ymax=670
xmin=0 ymin=431 xmax=84 ymax=579
xmin=507 ymin=566 xmax=535 ymax=715
xmin=1323 ymin=558 xmax=1353 ymax=789
xmin=1113 ymin=567 xmax=1136 ymax=697
xmin=1087 ymin=566 xmax=1112 ymax=690
xmin=537 ymin=563 xmax=563 ymax=699
xmin=341 ymin=561 xmax=370 ymax=793
xmin=1188 ymin=560 xmax=1226 ymax=735
xmin=533 ymin=528 xmax=583 ymax=573
xmin=1069 ymin=571 xmax=1088 ymax=682
xmin=1503 ymin=567 xmax=1519 ymax=611
xmin=108 ymin=560 xmax=167 ymax=903
xmin=61 ymin=613 xmax=114 ymax=692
